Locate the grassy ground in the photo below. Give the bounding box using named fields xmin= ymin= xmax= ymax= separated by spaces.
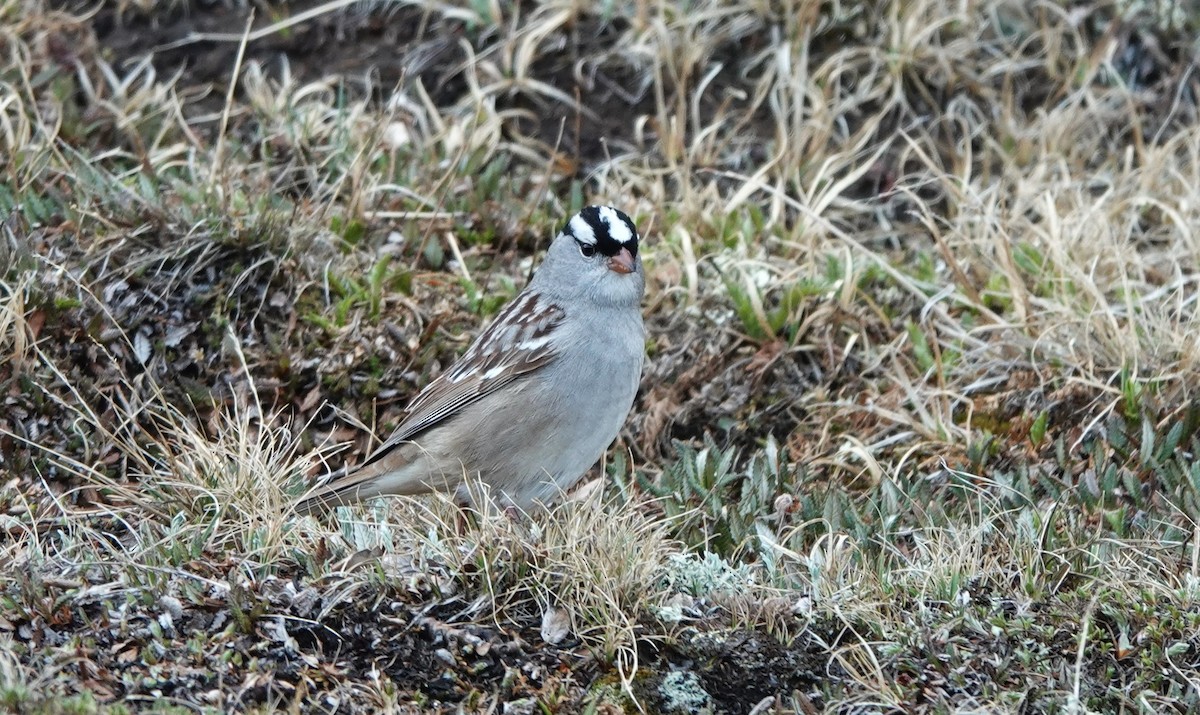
xmin=3 ymin=0 xmax=1200 ymax=712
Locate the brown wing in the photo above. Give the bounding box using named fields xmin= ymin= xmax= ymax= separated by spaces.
xmin=357 ymin=290 xmax=565 ymax=469
xmin=296 ymin=290 xmax=566 ymax=512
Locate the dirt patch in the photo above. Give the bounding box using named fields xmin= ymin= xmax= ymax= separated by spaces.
xmin=639 ymin=627 xmax=831 ymax=713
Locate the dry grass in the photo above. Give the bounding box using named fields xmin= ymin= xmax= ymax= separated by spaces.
xmin=328 ymin=488 xmax=678 ymax=682
xmin=4 ymin=0 xmax=1200 ymax=711
xmin=0 ymin=275 xmax=32 ymax=374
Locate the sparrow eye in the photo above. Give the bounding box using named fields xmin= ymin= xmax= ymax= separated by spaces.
xmin=577 ymin=242 xmax=596 ymax=258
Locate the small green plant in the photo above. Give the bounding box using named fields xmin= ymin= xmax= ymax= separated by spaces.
xmin=461 ymin=274 xmax=516 ymax=317
xmin=637 ymin=435 xmax=793 ymax=560
xmin=1029 ymin=410 xmax=1049 ymax=446
xmin=721 ymin=269 xmax=826 ymax=343
xmin=303 ymin=258 xmax=412 ymax=331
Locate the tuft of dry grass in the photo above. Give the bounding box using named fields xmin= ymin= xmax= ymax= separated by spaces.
xmin=330 ymin=488 xmax=678 ymax=683
xmin=0 ymin=276 xmax=32 ymax=374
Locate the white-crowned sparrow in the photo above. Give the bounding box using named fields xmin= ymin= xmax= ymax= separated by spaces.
xmin=298 ymin=205 xmax=645 ymax=512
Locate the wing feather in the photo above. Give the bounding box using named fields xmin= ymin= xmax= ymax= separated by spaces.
xmin=357 ymin=290 xmax=565 ymax=469
xmin=299 ymin=290 xmax=565 ymax=511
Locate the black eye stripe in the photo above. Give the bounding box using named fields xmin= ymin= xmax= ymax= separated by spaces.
xmin=576 ymin=240 xmax=596 ymax=257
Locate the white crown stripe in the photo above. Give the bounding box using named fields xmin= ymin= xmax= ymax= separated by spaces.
xmin=597 ymin=205 xmax=635 ymax=245
xmin=568 ymin=213 xmax=597 ymax=244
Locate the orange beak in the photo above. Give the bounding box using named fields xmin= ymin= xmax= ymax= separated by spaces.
xmin=607 ymin=247 xmax=636 ymax=274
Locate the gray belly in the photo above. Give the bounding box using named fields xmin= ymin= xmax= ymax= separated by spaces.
xmin=437 ymin=336 xmax=642 ymax=507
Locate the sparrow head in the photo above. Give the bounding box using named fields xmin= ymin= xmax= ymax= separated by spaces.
xmin=535 ymin=205 xmax=644 ymax=307
xmin=564 ymin=205 xmax=639 ymax=274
